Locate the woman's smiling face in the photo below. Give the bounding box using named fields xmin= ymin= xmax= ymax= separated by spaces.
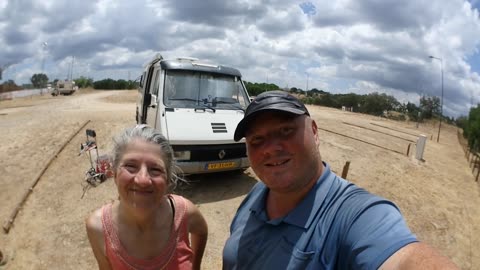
xmin=114 ymin=139 xmax=169 ymax=210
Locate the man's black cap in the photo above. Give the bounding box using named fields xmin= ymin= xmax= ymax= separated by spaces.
xmin=234 ymin=90 xmax=310 ymax=141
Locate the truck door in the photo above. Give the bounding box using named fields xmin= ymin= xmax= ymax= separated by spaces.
xmin=146 ymin=68 xmax=161 ymax=127
xmin=140 ymin=65 xmax=155 ymax=124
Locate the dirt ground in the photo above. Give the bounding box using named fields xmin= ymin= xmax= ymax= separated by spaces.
xmin=0 ymin=89 xmax=479 ymax=269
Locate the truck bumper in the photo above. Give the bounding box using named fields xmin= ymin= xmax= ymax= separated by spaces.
xmin=176 ymin=157 xmax=250 ymax=175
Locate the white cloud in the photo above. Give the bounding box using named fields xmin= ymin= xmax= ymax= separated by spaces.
xmin=1 ymin=0 xmax=480 ymax=117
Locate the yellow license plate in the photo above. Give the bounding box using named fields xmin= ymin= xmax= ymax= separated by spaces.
xmin=206 ymin=162 xmax=236 ymax=170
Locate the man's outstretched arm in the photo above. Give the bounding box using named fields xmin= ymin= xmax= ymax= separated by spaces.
xmin=380 ymin=242 xmax=459 ymax=270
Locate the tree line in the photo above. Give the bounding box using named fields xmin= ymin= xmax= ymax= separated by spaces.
xmin=0 ymin=73 xmax=138 ymax=92
xmin=244 ymin=81 xmax=448 ymax=123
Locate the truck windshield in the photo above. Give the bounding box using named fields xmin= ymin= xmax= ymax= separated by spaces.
xmin=163 ymin=70 xmax=249 ymax=110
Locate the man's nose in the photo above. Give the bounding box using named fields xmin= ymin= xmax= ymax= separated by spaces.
xmin=262 ymin=134 xmax=283 ymax=155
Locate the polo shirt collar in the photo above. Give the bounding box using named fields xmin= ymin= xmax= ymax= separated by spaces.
xmin=249 ymin=162 xmax=335 ymax=229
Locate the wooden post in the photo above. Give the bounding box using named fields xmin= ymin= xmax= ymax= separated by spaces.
xmin=474 ymin=154 xmax=479 ymax=173
xmin=472 ymin=154 xmax=479 ymax=172
xmin=406 ymin=143 xmax=411 ymax=156
xmin=341 ymin=161 xmax=351 ymax=179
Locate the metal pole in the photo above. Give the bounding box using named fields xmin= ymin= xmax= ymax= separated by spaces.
xmin=306 ymin=73 xmax=309 ymax=92
xmin=437 ymin=59 xmax=443 ymax=143
xmin=429 ymin=56 xmax=443 ymax=143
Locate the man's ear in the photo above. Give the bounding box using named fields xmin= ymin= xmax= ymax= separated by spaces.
xmin=311 ymin=119 xmax=319 ymax=145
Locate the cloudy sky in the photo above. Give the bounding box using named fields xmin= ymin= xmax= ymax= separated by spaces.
xmin=1 ymin=0 xmax=480 ymax=117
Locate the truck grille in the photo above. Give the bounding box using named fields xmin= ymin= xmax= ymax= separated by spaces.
xmin=172 ymin=143 xmax=247 ymax=162
xmin=211 ymin=123 xmax=227 ymax=133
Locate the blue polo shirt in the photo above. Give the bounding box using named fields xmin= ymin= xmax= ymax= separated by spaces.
xmin=223 ymin=163 xmax=417 ymax=270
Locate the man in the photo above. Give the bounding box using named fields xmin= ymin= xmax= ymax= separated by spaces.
xmin=222 ymin=91 xmax=458 ymax=269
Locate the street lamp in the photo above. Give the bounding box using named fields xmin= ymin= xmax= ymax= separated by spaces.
xmin=41 ymin=42 xmax=48 ymax=74
xmin=429 ymin=55 xmax=444 ymax=143
xmin=305 ymin=72 xmax=309 ymax=92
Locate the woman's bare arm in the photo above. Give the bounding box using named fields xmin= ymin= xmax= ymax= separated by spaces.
xmin=85 ymin=208 xmax=112 ymax=270
xmin=185 ymin=199 xmax=208 ymax=270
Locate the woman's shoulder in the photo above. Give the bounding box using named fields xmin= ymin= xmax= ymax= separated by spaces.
xmin=85 ymin=205 xmax=109 ymax=254
xmin=85 ymin=205 xmax=111 ymax=266
xmin=86 ymin=207 xmax=103 ymax=232
xmin=168 ymin=194 xmax=197 ymax=217
xmin=169 ymin=194 xmax=190 ymax=207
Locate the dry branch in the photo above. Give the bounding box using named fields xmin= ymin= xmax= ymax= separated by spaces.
xmin=317 ymin=127 xmax=406 ymax=155
xmin=2 ymin=120 xmax=91 ymax=234
xmin=343 ymin=122 xmax=415 ymax=142
xmin=370 ymin=122 xmax=424 ymax=137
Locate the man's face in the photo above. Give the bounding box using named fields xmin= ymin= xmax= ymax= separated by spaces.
xmin=245 ymin=111 xmax=322 ymax=194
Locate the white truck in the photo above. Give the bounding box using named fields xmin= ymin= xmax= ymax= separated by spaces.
xmin=51 ymin=80 xmax=77 ymax=96
xmin=136 ymin=54 xmax=251 ymax=175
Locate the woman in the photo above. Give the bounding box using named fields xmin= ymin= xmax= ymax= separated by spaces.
xmin=86 ymin=125 xmax=208 ymax=270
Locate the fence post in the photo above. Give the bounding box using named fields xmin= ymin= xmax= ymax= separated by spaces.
xmin=472 ymin=154 xmax=479 ymax=172
xmin=341 ymin=161 xmax=351 ymax=179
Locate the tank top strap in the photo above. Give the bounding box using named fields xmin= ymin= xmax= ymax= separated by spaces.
xmin=101 ymin=203 xmax=116 ymax=254
xmin=169 ymin=194 xmax=189 ymax=241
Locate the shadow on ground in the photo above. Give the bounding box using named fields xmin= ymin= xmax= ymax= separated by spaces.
xmin=174 ymin=171 xmax=258 ymax=204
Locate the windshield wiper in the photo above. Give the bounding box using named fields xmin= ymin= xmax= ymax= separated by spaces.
xmin=168 ymin=98 xmax=215 ymax=112
xmin=168 ymin=98 xmax=199 ymax=102
xmin=195 ymin=103 xmax=216 ymax=113
xmin=211 ymin=98 xmax=245 ymax=112
xmin=215 ymin=102 xmax=245 ymax=112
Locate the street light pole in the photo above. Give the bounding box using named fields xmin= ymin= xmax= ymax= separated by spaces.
xmin=41 ymin=42 xmax=48 ymax=74
xmin=306 ymin=72 xmax=309 ymax=92
xmin=429 ymin=55 xmax=444 ymax=143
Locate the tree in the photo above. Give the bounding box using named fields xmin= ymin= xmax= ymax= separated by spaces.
xmin=92 ymin=78 xmax=137 ymax=90
xmin=243 ymin=81 xmax=280 ymax=96
xmin=405 ymin=102 xmax=422 ymax=122
xmin=456 ymin=116 xmax=468 ymax=130
xmin=337 ymin=93 xmax=360 ymax=110
xmin=465 ymin=105 xmax=480 ymax=152
xmin=30 ymin=73 xmax=49 ymax=88
xmin=358 ymin=92 xmax=399 ymax=116
xmin=419 ymin=96 xmax=441 ymax=119
xmin=0 ymin=79 xmax=21 ymax=92
xmin=74 ymin=76 xmax=94 ymax=88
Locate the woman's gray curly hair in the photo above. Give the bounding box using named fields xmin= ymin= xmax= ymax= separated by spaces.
xmin=112 ymin=124 xmax=183 ymax=189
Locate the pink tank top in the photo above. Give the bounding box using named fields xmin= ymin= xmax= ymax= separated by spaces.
xmin=101 ymin=194 xmax=193 ymax=270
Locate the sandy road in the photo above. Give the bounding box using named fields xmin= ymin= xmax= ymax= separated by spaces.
xmin=0 ymin=89 xmax=479 ymax=269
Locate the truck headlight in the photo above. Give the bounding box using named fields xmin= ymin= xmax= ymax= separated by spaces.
xmin=174 ymin=151 xmax=191 ymax=161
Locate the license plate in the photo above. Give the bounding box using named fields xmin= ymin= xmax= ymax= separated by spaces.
xmin=206 ymin=162 xmax=236 ymax=170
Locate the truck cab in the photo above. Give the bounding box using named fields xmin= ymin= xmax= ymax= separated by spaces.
xmin=136 ymin=54 xmax=251 ymax=175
